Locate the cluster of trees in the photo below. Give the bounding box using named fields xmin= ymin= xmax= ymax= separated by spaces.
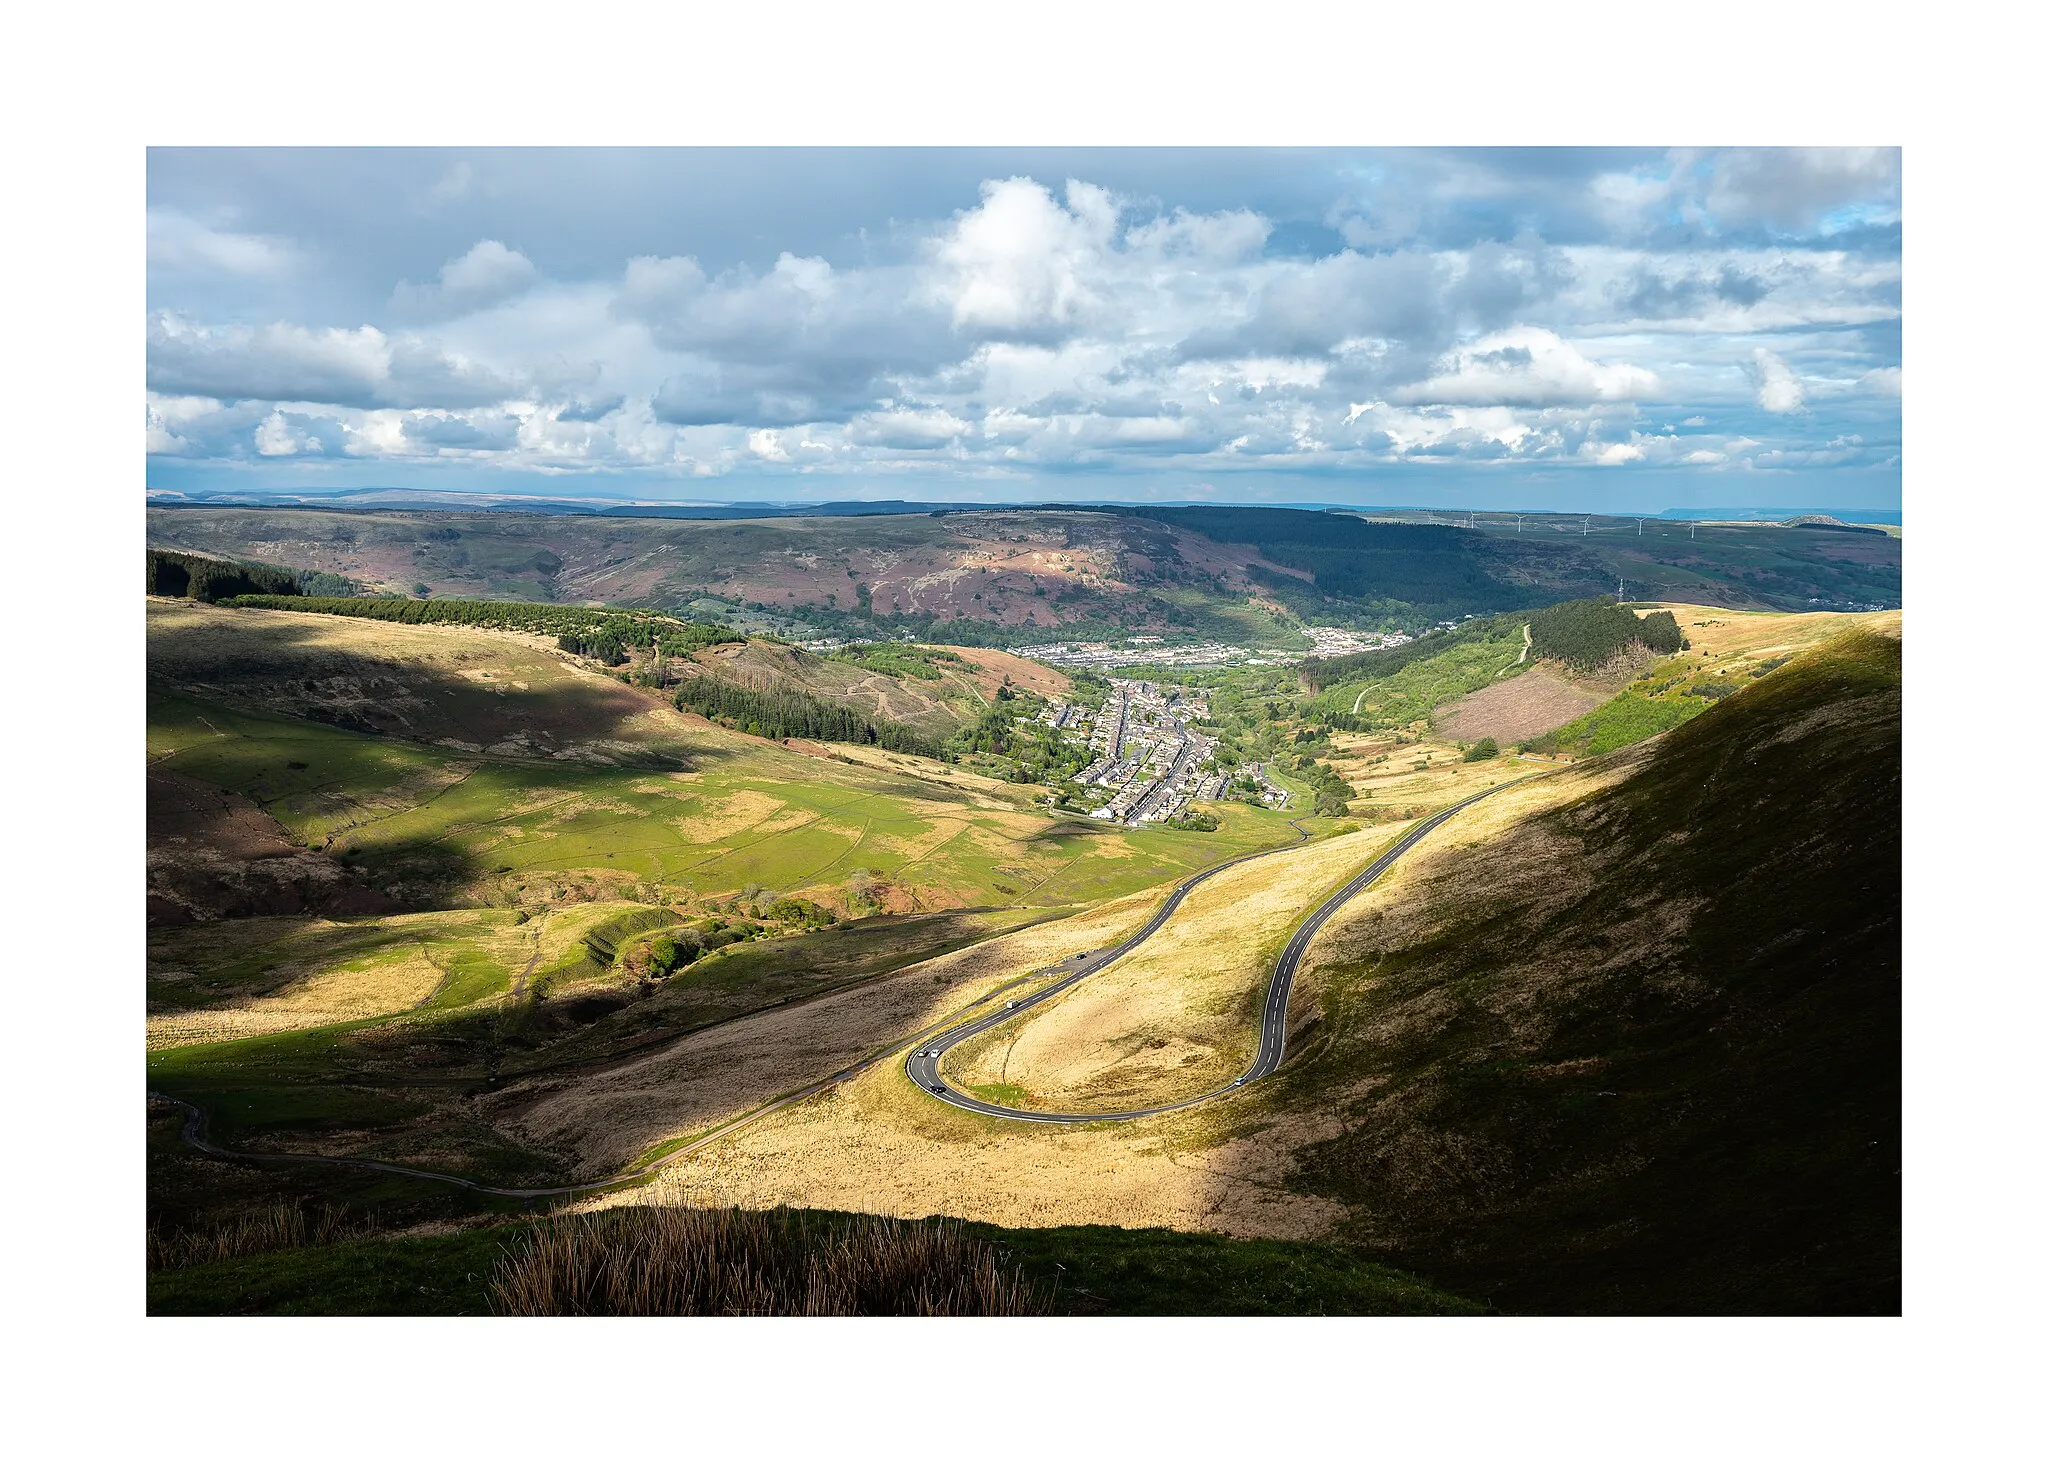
xmin=827 ymin=644 xmax=968 ymax=681
xmin=1526 ymin=596 xmax=1686 ymax=671
xmin=223 ymin=594 xmax=743 ymax=656
xmin=950 ymin=686 xmax=1091 ymax=785
xmin=1298 ymin=617 xmax=1518 ymax=692
xmin=148 ymin=549 xmax=310 ymax=602
xmin=672 ymin=675 xmax=943 ymax=759
xmin=1165 ymin=808 xmax=1221 ymax=832
xmin=1463 ymin=738 xmax=1500 ymax=762
xmin=1288 ymin=756 xmax=1356 ymax=817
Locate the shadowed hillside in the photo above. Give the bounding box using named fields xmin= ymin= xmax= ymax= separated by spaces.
xmin=1278 ymin=627 xmax=1901 ymax=1313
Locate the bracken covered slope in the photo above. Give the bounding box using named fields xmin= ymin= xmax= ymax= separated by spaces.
xmin=1276 ymin=627 xmax=1901 ymax=1313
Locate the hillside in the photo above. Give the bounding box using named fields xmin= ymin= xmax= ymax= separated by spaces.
xmin=541 ymin=625 xmax=1898 ymax=1317
xmin=146 ymin=502 xmax=1893 ymax=645
xmin=146 ymin=598 xmax=1312 ymax=1200
xmin=1272 ymin=626 xmax=1902 ymax=1312
xmin=682 ymin=637 xmax=1065 ymax=739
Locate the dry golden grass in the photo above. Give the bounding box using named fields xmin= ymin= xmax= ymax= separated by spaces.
xmin=491 ymin=890 xmax=1163 ymax=1177
xmin=1286 ymin=756 xmax=1640 ymax=1020
xmin=1643 ymin=603 xmax=1902 ymax=665
xmin=490 ymin=1205 xmax=1050 ymax=1316
xmin=561 ymin=762 xmax=1620 ymax=1242
xmin=941 ymin=826 xmax=1407 ymax=1111
xmin=1325 ymin=731 xmax=1539 ymax=816
xmin=593 ymin=1050 xmax=1350 ymax=1239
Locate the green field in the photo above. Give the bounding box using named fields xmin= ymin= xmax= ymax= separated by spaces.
xmin=148 ymin=689 xmax=1288 ymax=914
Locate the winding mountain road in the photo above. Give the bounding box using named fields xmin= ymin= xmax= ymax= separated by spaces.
xmin=905 ymin=779 xmax=1522 ymax=1123
xmin=152 ymin=777 xmax=1524 ymax=1193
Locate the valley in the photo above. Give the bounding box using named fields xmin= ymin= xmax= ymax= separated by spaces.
xmin=144 ymin=529 xmax=1903 ymax=1317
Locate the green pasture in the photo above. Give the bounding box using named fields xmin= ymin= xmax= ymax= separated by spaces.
xmin=149 ymin=689 xmax=1301 ymax=909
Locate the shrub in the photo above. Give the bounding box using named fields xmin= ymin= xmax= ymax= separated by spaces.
xmin=1463 ymin=738 xmax=1500 ymax=762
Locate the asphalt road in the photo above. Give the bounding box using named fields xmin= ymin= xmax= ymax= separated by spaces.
xmin=905 ymin=779 xmax=1523 ymax=1124
xmin=152 ymin=778 xmax=1525 ymax=1190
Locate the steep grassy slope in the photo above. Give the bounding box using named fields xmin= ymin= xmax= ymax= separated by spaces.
xmin=1270 ymin=628 xmax=1901 ymax=1313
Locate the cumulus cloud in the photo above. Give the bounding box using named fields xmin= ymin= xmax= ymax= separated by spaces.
xmin=1749 ymin=348 xmax=1807 ymax=414
xmin=147 ymin=312 xmax=516 ymax=409
xmin=1704 ymin=148 xmax=1900 ymax=232
xmin=927 ymin=178 xmax=1120 ymax=338
xmin=145 ymin=152 xmax=1902 ymax=483
xmin=1393 ymin=328 xmax=1659 ymax=407
xmin=394 ymin=240 xmax=538 ymax=316
xmin=403 ymin=411 xmax=522 ymax=451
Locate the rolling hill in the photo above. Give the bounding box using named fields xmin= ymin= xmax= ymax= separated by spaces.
xmin=146 ymin=502 xmax=1896 ymax=645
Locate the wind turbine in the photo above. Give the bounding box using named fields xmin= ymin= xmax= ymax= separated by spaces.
xmin=1582 ymin=515 xmax=1590 ymax=536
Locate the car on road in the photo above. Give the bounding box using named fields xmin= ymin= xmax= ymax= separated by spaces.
xmin=928 ymin=1084 xmax=946 ymax=1095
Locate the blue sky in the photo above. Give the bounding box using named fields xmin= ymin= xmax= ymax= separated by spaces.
xmin=145 ymin=148 xmax=1901 ymax=512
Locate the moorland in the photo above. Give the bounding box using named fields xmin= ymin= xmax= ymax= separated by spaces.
xmin=145 ymin=505 xmax=1901 ymax=1316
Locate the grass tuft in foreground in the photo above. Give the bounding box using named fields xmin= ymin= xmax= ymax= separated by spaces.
xmin=488 ymin=1205 xmax=1052 ymax=1316
xmin=148 ymin=1199 xmax=371 ymax=1272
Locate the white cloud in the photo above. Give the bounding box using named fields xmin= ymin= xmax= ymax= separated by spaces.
xmin=1750 ymin=348 xmax=1807 ymax=413
xmin=143 ymin=160 xmax=1901 ymax=481
xmin=147 ymin=209 xmax=301 ymax=277
xmin=1704 ymin=148 xmax=1900 ymax=231
xmin=147 ymin=312 xmax=516 ymax=409
xmin=394 ymin=240 xmax=538 ymax=316
xmin=1393 ymin=327 xmax=1659 ymax=407
xmin=927 ymin=178 xmax=1118 ymax=336
xmin=849 ymin=409 xmax=970 ymax=449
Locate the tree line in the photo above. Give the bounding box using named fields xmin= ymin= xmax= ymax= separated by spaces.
xmin=221 ymin=593 xmax=742 ymax=654
xmin=672 ymin=675 xmax=943 ymax=759
xmin=148 ymin=549 xmax=332 ymax=602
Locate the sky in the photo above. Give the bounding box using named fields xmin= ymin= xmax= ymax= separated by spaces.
xmin=145 ymin=148 xmax=1902 ymax=512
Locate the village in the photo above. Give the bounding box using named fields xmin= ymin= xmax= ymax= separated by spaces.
xmin=1037 ymin=677 xmax=1290 ymax=826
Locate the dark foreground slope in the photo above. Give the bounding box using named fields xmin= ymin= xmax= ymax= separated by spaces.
xmin=1282 ymin=628 xmax=1901 ymax=1313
